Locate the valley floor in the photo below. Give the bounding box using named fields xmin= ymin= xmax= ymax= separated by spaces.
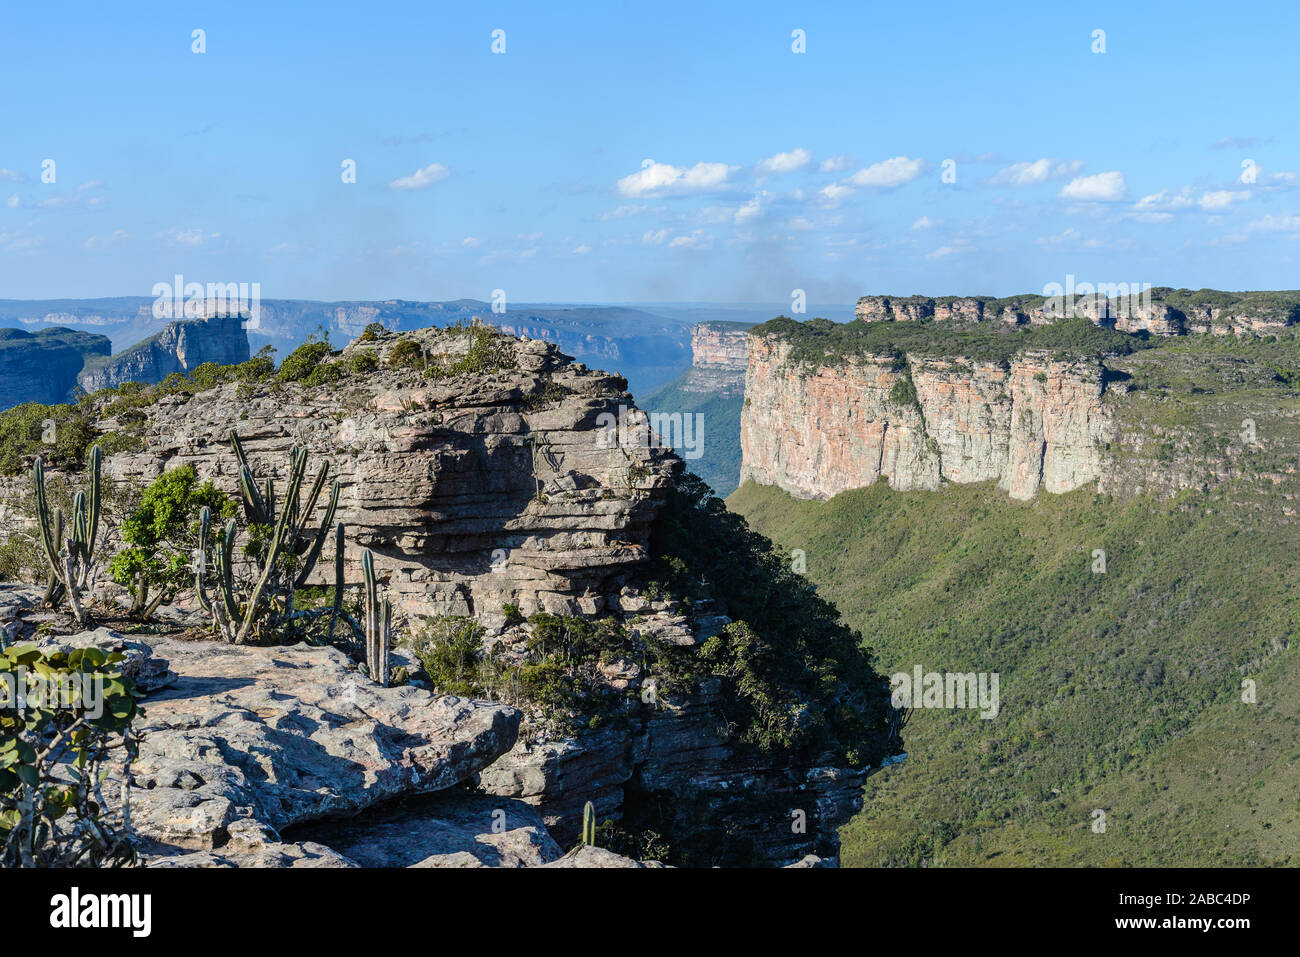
xmin=729 ymin=479 xmax=1299 ymax=866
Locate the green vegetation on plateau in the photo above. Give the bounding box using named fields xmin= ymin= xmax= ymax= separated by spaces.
xmin=751 ymin=315 xmax=1153 ymax=367
xmin=729 ymin=479 xmax=1299 ymax=866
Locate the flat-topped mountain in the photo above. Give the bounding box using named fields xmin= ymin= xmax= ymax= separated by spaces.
xmin=77 ymin=315 xmax=250 ymax=394
xmin=855 ymin=287 xmax=1300 ymax=337
xmin=0 ymin=326 xmax=112 ymax=410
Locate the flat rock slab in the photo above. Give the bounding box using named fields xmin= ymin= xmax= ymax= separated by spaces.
xmin=287 ymin=789 xmax=563 ymax=867
xmin=131 ymin=638 xmax=521 ymax=858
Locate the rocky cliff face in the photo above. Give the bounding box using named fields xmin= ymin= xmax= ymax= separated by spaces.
xmin=77 ymin=315 xmax=250 ymax=393
xmin=0 ymin=327 xmax=112 ymax=410
xmin=854 ymin=288 xmax=1300 ymax=337
xmin=739 ymin=336 xmax=1109 ymax=500
xmin=676 ymin=322 xmax=750 ymax=397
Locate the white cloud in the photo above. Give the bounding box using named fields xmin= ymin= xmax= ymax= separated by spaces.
xmin=1059 ymin=171 xmax=1126 ymax=201
xmin=991 ymin=158 xmax=1083 ymax=186
xmin=0 ymin=169 xmax=25 ymax=182
xmin=818 ymin=182 xmax=855 ymax=205
xmin=84 ymin=229 xmax=130 ymax=249
xmin=5 ymin=194 xmax=17 ymax=208
xmin=462 ymin=236 xmax=481 ymax=247
xmin=1198 ymin=189 xmax=1250 ymax=210
xmin=788 ymin=216 xmax=815 ymax=231
xmin=388 ymin=162 xmax=450 ymax=190
xmin=734 ymin=194 xmax=764 ymax=224
xmin=757 ymin=148 xmax=811 ymax=174
xmin=155 ymin=227 xmax=219 ymax=246
xmin=642 ymin=229 xmax=671 ymax=245
xmin=910 ymin=216 xmax=933 ymax=231
xmin=1135 ymin=187 xmax=1195 ymax=210
xmin=668 ymin=230 xmax=711 ymax=249
xmin=1246 ymin=213 xmax=1300 ymax=232
xmin=925 ymin=245 xmax=963 ymax=260
xmin=617 ymin=159 xmax=734 ymax=197
xmin=600 ymin=204 xmax=656 ymax=220
xmin=819 ymin=155 xmax=852 ymax=173
xmin=847 ymin=156 xmax=925 ymax=189
xmin=572 ymin=244 xmax=592 ymax=255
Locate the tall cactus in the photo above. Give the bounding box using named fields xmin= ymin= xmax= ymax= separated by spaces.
xmin=582 ymin=800 xmax=597 ymax=847
xmin=193 ymin=434 xmax=341 ymax=644
xmin=361 ymin=549 xmax=390 ymax=687
xmin=33 ymin=445 xmax=101 ymax=626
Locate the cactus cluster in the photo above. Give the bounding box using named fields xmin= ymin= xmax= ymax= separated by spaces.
xmin=361 ymin=549 xmax=391 ymax=687
xmin=33 ymin=445 xmax=101 ymax=626
xmin=194 ymin=432 xmax=341 ymax=644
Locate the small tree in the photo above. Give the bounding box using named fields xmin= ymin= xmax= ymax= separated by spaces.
xmin=108 ymin=465 xmax=235 ymax=619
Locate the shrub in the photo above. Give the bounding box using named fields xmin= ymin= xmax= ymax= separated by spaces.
xmin=387 ymin=339 xmax=425 ymax=371
xmin=0 ymin=403 xmax=95 ymax=476
xmin=109 ymin=465 xmax=235 ymax=619
xmin=346 ymin=349 xmax=379 ymax=375
xmin=408 ymin=617 xmax=487 ymax=696
xmin=277 ymin=335 xmax=333 ymax=383
xmin=0 ymin=642 xmax=142 ymax=867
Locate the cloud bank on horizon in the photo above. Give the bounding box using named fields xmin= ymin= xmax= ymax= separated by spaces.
xmin=1 ymin=0 xmax=1298 ymax=306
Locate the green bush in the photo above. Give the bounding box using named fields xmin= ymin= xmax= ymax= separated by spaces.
xmin=408 ymin=617 xmax=487 ymax=696
xmin=346 ymin=349 xmax=379 ymax=375
xmin=387 ymin=339 xmax=425 ymax=371
xmin=277 ymin=335 xmax=333 ymax=383
xmin=0 ymin=403 xmax=96 ymax=476
xmin=0 ymin=642 xmax=142 ymax=867
xmin=109 ymin=465 xmax=235 ymax=619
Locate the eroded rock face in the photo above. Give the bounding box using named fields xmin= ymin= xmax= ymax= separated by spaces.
xmin=479 ymin=677 xmax=872 ymax=865
xmin=739 ymin=337 xmax=1110 ymax=500
xmin=99 ymin=327 xmax=679 ymax=626
xmin=126 ymin=637 xmax=521 ymax=862
xmin=681 ymin=322 xmax=750 ymax=397
xmin=77 ymin=315 xmax=250 ymax=393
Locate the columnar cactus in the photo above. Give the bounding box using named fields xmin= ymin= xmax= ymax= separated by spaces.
xmin=361 ymin=549 xmax=391 ymax=687
xmin=582 ymin=800 xmax=597 ymax=847
xmin=33 ymin=445 xmax=101 ymax=626
xmin=193 ymin=434 xmax=341 ymax=643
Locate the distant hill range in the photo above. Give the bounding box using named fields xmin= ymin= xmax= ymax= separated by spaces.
xmin=0 ymin=297 xmax=713 ymax=397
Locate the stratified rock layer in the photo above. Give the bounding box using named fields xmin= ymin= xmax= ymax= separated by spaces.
xmin=77 ymin=315 xmax=250 ymax=393
xmin=739 ymin=337 xmax=1109 ymax=500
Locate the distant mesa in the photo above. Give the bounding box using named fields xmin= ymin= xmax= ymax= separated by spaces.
xmin=0 ymin=326 xmax=112 ymax=411
xmin=76 ymin=314 xmax=251 ymax=395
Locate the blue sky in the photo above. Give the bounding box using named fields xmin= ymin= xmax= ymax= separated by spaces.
xmin=2 ymin=0 xmax=1298 ymax=306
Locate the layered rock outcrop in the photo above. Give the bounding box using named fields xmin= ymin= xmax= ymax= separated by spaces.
xmin=77 ymin=315 xmax=250 ymax=393
xmin=0 ymin=327 xmax=111 ymax=409
xmin=677 ymin=321 xmax=750 ymax=397
xmin=854 ymin=288 xmax=1300 ymax=337
xmin=48 ymin=323 xmax=888 ymax=865
xmin=97 ymin=327 xmax=676 ymax=624
xmin=739 ymin=336 xmax=1109 ymax=500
